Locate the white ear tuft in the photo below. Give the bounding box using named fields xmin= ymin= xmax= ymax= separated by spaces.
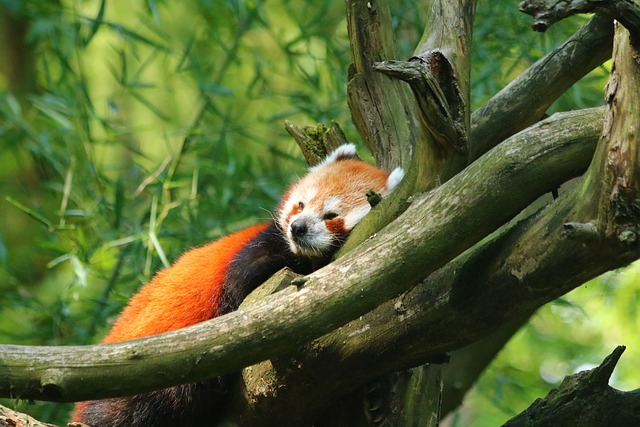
xmin=386 ymin=167 xmax=404 ymax=191
xmin=309 ymin=144 xmax=358 ymax=172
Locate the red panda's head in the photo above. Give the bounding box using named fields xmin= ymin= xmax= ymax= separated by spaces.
xmin=277 ymin=144 xmax=404 ymax=258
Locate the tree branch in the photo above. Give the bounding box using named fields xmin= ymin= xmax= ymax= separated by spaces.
xmin=339 ymin=0 xmax=476 ymax=254
xmin=372 ymin=0 xmax=475 ymax=158
xmin=471 ymin=13 xmax=613 ymax=160
xmin=345 ymin=0 xmax=419 ymax=170
xmin=211 ymin=110 xmax=614 ymax=425
xmin=0 ymin=403 xmax=58 ymax=427
xmin=519 ymin=0 xmax=640 ymax=37
xmin=578 ymin=21 xmax=640 ymax=237
xmin=0 ymin=105 xmax=608 ymax=405
xmin=503 ymin=346 xmax=640 ymax=426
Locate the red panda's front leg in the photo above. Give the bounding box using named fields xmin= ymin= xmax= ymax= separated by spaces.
xmin=73 ymin=222 xmax=314 ymax=427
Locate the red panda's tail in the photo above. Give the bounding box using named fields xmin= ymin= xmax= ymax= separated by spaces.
xmin=71 ymin=222 xmax=269 ymax=423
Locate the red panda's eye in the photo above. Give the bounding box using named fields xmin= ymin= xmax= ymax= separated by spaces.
xmin=298 ymin=202 xmax=305 ymax=210
xmin=323 ymin=212 xmax=338 ymax=221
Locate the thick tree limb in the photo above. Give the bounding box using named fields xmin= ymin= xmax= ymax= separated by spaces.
xmin=340 ymin=0 xmax=431 ymax=257
xmin=444 ymin=20 xmax=640 ymax=419
xmin=339 ymin=2 xmax=476 ymax=424
xmin=345 ymin=8 xmax=611 ymax=421
xmin=519 ymin=0 xmax=640 ymax=37
xmin=340 ymin=0 xmax=476 ymax=254
xmin=0 ymin=107 xmax=608 ymax=405
xmin=223 ymin=108 xmax=609 ymax=425
xmin=345 ymin=0 xmax=419 ymax=170
xmin=372 ymin=0 xmax=475 ymax=158
xmin=432 ymin=11 xmax=615 ymax=415
xmin=579 ymin=21 xmax=640 ymax=237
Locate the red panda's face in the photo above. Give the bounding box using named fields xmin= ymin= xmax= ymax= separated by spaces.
xmin=277 ymin=144 xmax=403 ymax=258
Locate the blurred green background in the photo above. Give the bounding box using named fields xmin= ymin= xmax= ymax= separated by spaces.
xmin=0 ymin=1 xmax=633 ymax=425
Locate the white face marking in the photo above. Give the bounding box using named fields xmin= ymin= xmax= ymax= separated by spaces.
xmin=344 ymin=204 xmax=372 ymax=231
xmin=323 ymin=196 xmax=342 ymax=216
xmin=288 ymin=215 xmax=333 ymax=257
xmin=279 ymin=186 xmax=332 ymax=257
xmin=300 ymin=187 xmax=318 ymax=206
xmin=276 ymin=145 xmax=404 ymax=258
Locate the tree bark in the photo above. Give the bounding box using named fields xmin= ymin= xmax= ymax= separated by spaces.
xmin=519 ymin=0 xmax=640 ymax=35
xmin=470 ymin=13 xmax=613 ymax=160
xmin=503 ymin=347 xmax=640 ymax=426
xmin=0 ymin=403 xmax=57 ymax=427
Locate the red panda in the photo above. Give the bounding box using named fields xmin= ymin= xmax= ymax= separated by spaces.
xmin=72 ymin=144 xmax=403 ymax=427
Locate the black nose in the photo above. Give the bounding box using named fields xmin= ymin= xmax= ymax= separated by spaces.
xmin=290 ymin=219 xmax=307 ymax=238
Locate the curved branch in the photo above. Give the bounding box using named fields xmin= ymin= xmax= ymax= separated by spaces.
xmin=0 ymin=108 xmax=608 ymax=404
xmin=519 ymin=0 xmax=640 ymax=36
xmin=504 ymin=347 xmax=640 ymax=426
xmin=471 ymin=14 xmax=613 ymax=160
xmin=226 ymin=108 xmax=609 ymax=425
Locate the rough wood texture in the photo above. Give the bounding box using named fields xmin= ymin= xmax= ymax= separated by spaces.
xmin=374 ymin=59 xmax=467 ymax=154
xmin=503 ymin=347 xmax=640 ymax=426
xmin=2 ymin=0 xmax=640 ymax=425
xmin=283 ymin=121 xmax=349 ymax=166
xmin=339 ymin=0 xmax=475 ymax=255
xmin=0 ymin=404 xmax=57 ymax=427
xmin=345 ymin=0 xmax=418 ymax=171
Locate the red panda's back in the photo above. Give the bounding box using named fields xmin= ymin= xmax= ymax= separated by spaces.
xmin=102 ymin=222 xmax=270 ymax=343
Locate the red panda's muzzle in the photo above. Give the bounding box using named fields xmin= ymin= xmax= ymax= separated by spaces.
xmin=287 ymin=216 xmax=337 ymax=258
xmin=290 ymin=218 xmax=308 ymax=239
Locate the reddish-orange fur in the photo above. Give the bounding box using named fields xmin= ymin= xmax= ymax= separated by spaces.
xmin=71 ymin=144 xmax=404 ymax=426
xmin=71 ymin=222 xmax=269 ymax=422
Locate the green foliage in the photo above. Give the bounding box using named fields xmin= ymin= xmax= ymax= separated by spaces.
xmin=0 ymin=0 xmax=625 ymax=425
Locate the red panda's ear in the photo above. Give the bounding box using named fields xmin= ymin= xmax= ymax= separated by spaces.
xmin=309 ymin=144 xmax=359 ymax=172
xmin=386 ymin=167 xmax=405 ymax=192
